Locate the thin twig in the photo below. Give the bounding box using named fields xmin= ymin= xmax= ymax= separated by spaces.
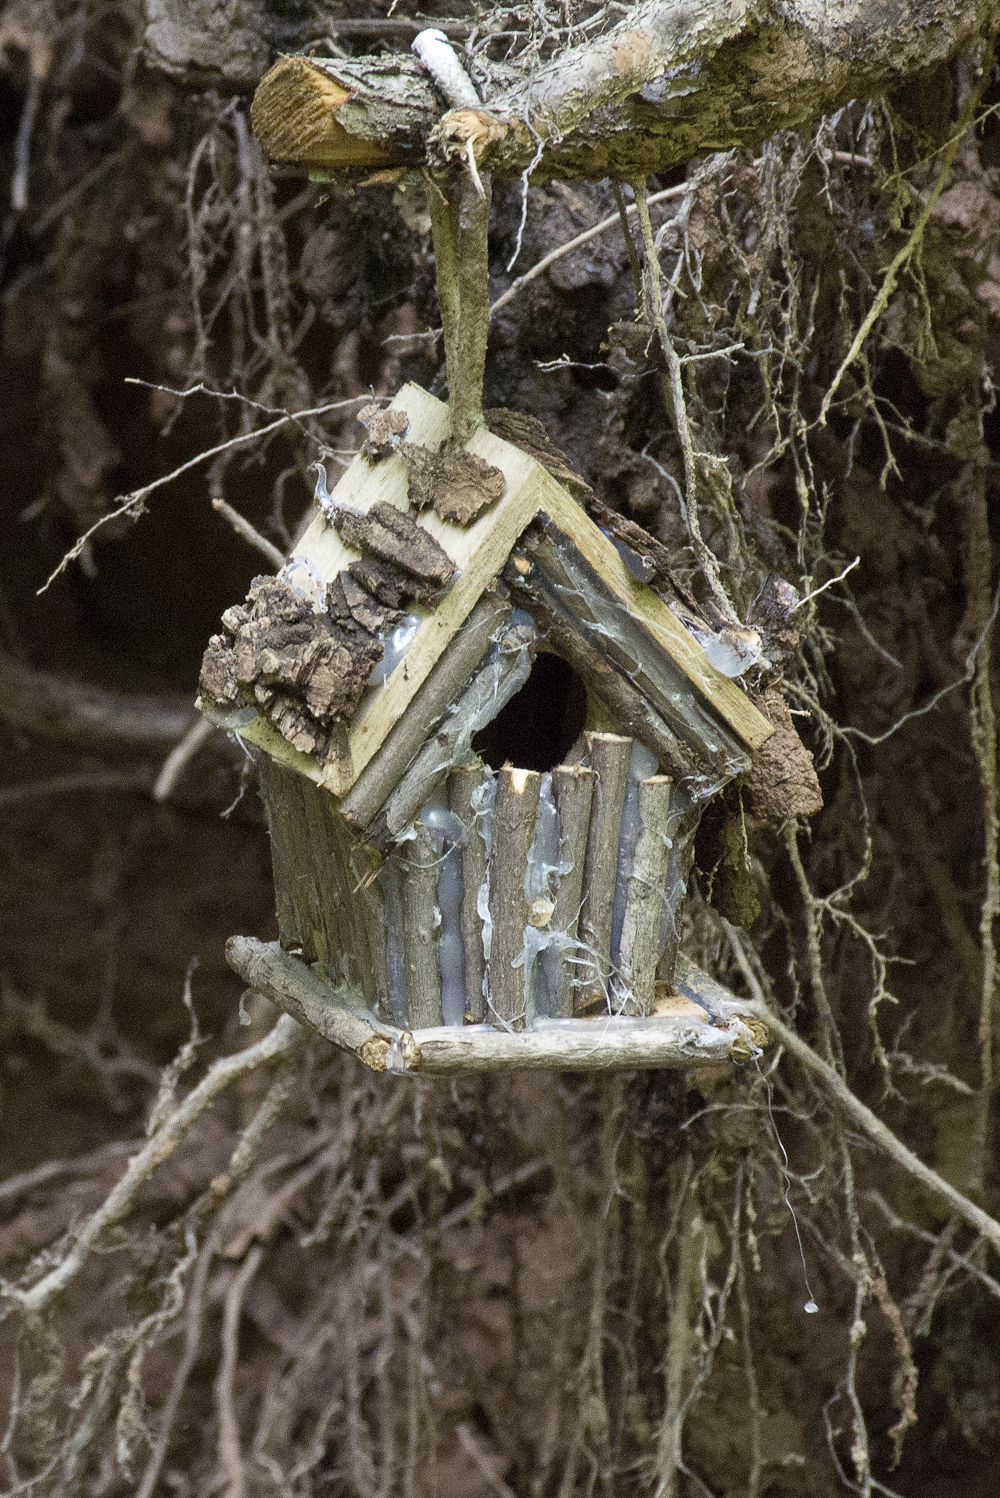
xmin=489 ymin=184 xmax=684 ymax=320
xmin=215 ymin=1243 xmax=263 ymax=1498
xmin=843 ymin=584 xmax=1000 ymax=746
xmin=817 ymin=60 xmax=990 ymax=426
xmin=737 ymin=998 xmax=1000 ymax=1257
xmin=154 ymin=716 xmax=216 ymax=802
xmin=0 ymin=771 xmax=153 ymax=807
xmin=38 ymin=395 xmax=368 ymax=594
xmin=455 ymin=1424 xmax=518 ymax=1498
xmin=136 ymin=1236 xmax=215 ymax=1498
xmin=211 ymin=498 xmax=286 ymax=569
xmin=0 ymin=1139 xmax=143 ymax=1206
xmin=10 ymin=1013 xmax=303 ymax=1314
xmin=631 ymin=178 xmax=739 ymax=623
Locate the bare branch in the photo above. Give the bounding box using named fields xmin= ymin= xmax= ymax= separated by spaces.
xmin=38 ymin=395 xmax=369 ymax=594
xmin=737 ymin=997 xmax=1000 ymax=1258
xmin=211 ymin=498 xmax=286 ymax=569
xmin=9 ymin=1013 xmax=303 ymax=1316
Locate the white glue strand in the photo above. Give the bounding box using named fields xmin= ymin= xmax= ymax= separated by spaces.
xmin=437 ymin=844 xmax=467 ymax=1026
xmin=279 ymin=556 xmax=327 ymax=613
xmin=421 ymin=803 xmax=468 ymax=848
xmin=367 ymin=613 xmax=421 ymax=689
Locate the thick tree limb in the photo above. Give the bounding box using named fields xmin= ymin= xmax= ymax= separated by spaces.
xmin=252 ymin=1 xmax=997 ymax=181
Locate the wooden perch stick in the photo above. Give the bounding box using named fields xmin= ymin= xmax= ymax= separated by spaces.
xmin=225 ymin=936 xmax=764 ymax=1074
xmin=549 ymin=763 xmax=595 ymax=1017
xmin=449 ymin=763 xmax=489 ymax=1021
xmin=577 ymin=733 xmax=632 ymax=1008
xmin=251 ymin=3 xmax=988 ymax=184
xmin=614 ymin=775 xmax=673 ymax=1016
xmin=487 ymin=767 xmax=541 ymax=1030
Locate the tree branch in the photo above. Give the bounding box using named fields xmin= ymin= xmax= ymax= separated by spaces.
xmin=252 ymin=1 xmax=997 ymax=182
xmin=738 ymin=998 xmax=1000 ymax=1259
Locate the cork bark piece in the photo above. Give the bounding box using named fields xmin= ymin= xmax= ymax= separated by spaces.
xmin=197 ymin=575 xmax=385 ymax=764
xmin=401 ymin=441 xmax=506 ymax=525
xmin=329 ymin=499 xmax=457 ymax=595
xmin=484 ymin=407 xmax=594 ymax=502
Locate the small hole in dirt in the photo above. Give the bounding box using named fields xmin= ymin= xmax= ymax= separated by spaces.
xmin=472 ymin=652 xmax=587 ymax=773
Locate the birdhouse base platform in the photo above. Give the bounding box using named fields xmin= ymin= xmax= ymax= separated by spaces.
xmin=227 ymin=936 xmax=766 ymax=1075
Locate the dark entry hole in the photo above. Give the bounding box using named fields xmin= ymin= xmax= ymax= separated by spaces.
xmin=473 ymin=651 xmax=588 ymax=773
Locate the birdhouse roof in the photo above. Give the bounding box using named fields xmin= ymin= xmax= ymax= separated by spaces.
xmin=199 ymin=383 xmax=771 ymax=803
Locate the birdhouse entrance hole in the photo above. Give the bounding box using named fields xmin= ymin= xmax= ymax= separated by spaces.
xmin=472 ymin=651 xmax=587 ymax=773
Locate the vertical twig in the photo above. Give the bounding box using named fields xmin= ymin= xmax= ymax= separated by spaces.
xmin=629 ymin=178 xmax=739 ymax=624
xmin=550 ymin=763 xmax=594 ymax=1016
xmin=448 ymin=764 xmax=489 ymax=1020
xmin=402 ymin=828 xmax=443 ymax=1027
xmin=614 ymin=775 xmax=673 ymax=1016
xmin=426 ymin=183 xmax=461 ymax=398
xmin=653 ymin=1171 xmax=699 ymax=1498
xmin=215 ymin=1245 xmax=264 ymax=1498
xmin=960 ymin=437 xmax=1000 ymax=1191
xmin=452 ymin=171 xmax=493 ymax=443
xmin=427 ymin=168 xmax=492 ymax=445
xmin=487 ymin=767 xmax=541 ymax=1029
xmin=137 ymin=1238 xmax=215 ymax=1498
xmin=578 ymin=733 xmax=631 ymax=1007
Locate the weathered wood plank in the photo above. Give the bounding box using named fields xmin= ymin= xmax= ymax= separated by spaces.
xmin=256 ymin=757 xmax=385 ymax=1010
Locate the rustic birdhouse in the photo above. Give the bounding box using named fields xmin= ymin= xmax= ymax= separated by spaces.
xmin=201 ymin=384 xmax=773 ymax=1074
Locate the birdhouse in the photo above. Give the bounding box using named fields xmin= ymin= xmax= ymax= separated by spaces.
xmin=201 ymin=385 xmax=773 ymax=1074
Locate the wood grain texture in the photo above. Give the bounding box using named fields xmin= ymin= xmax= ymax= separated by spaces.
xmin=448 ymin=764 xmax=489 ymax=1021
xmin=487 ymin=768 xmax=541 ymax=1030
xmin=549 ymin=763 xmax=595 ymax=1017
xmin=614 ymin=775 xmax=673 ymax=1016
xmin=255 ymin=757 xmax=385 ymax=1011
xmin=577 ymin=733 xmax=632 ymax=1008
xmin=401 ymin=827 xmax=443 ymax=1027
